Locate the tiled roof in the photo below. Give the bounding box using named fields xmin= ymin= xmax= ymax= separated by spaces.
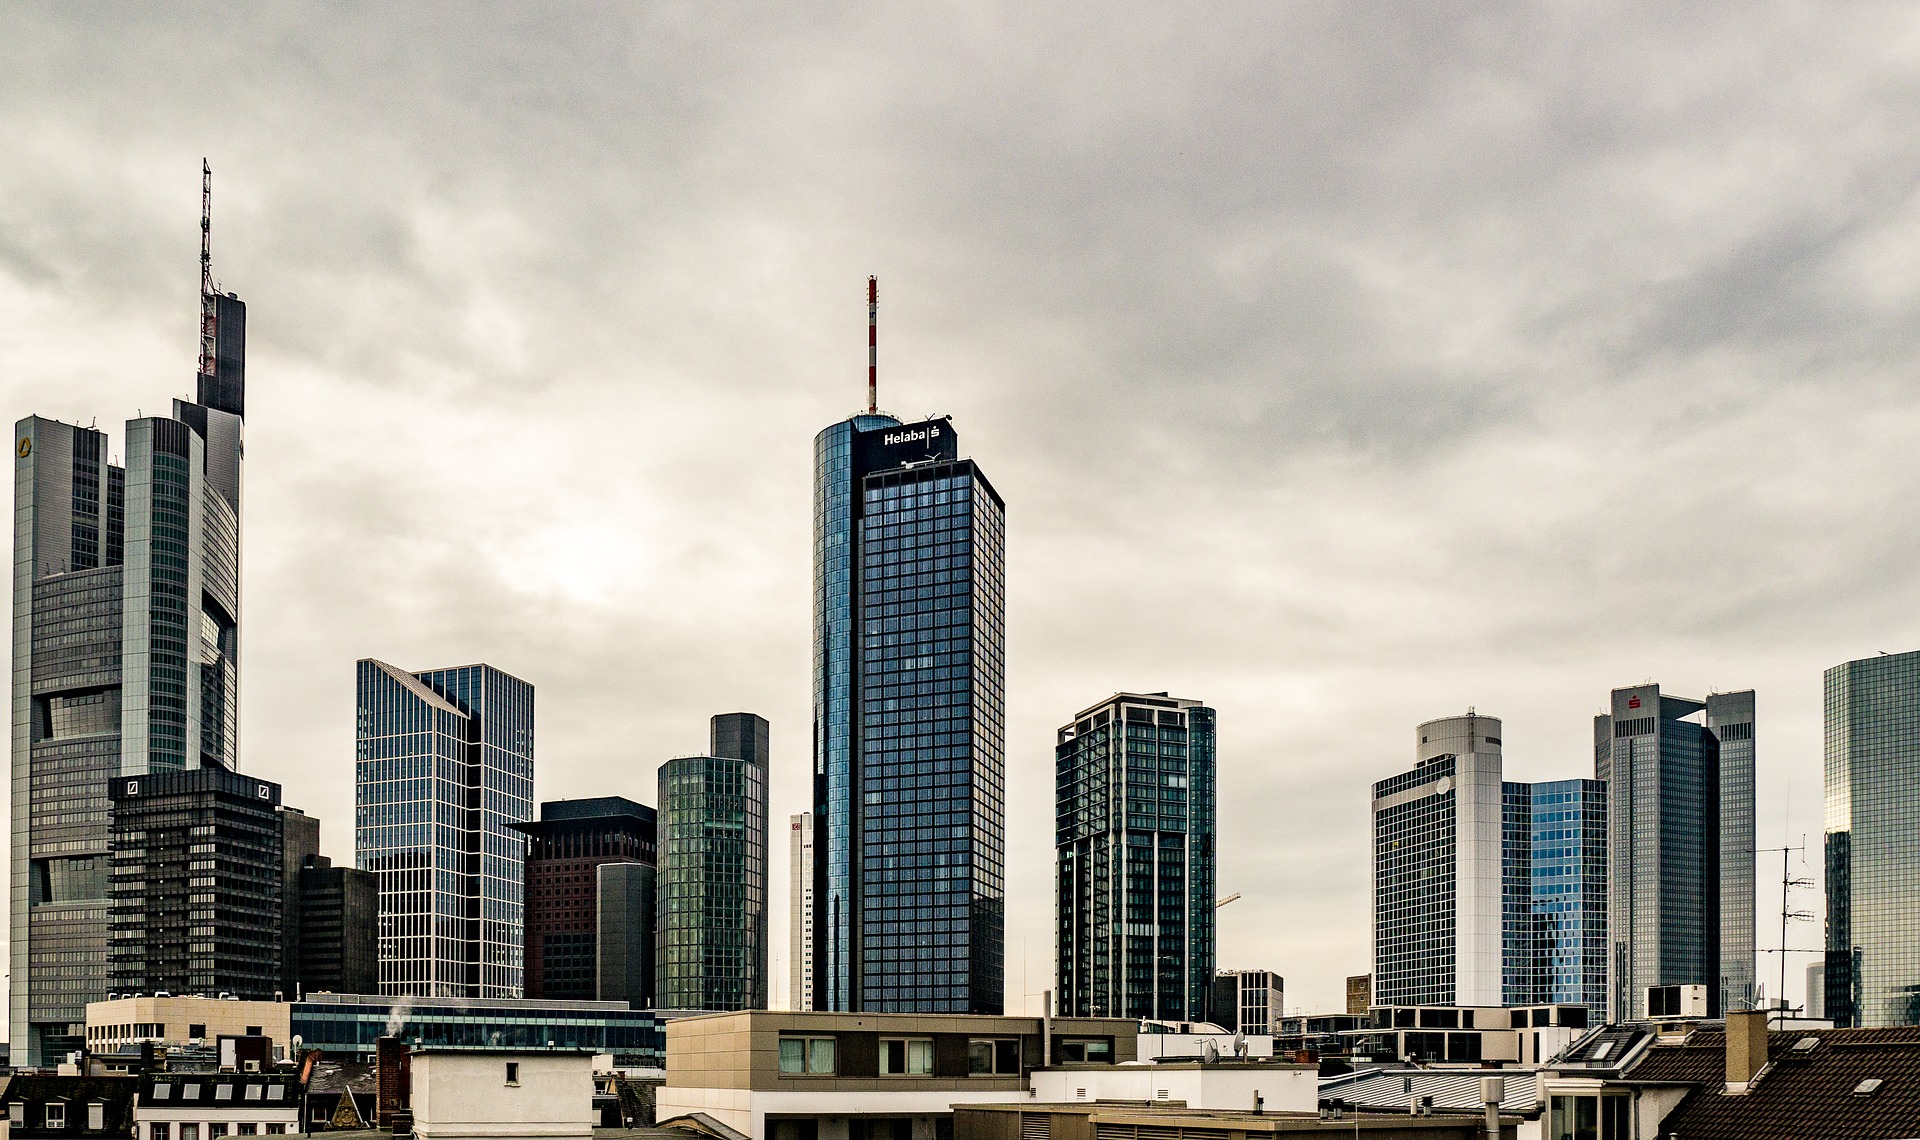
xmin=1638 ymin=1026 xmax=1920 ymax=1139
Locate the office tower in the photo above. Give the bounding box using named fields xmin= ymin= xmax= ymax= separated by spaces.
xmin=280 ymin=807 xmax=321 ymax=997
xmin=1346 ymin=974 xmax=1372 ymax=1016
xmin=656 ymin=713 xmax=770 ymax=1010
xmin=1824 ymin=651 xmax=1920 ymax=1027
xmin=1526 ymin=779 xmax=1608 ymax=1017
xmin=790 ymin=812 xmax=815 ymax=1011
xmin=1055 ymin=692 xmax=1217 ymax=1020
xmin=1806 ymin=962 xmax=1826 ymax=1021
xmin=10 ymin=181 xmax=248 ymax=1064
xmin=1502 ymin=780 xmax=1538 ymax=1005
xmin=597 ymin=862 xmax=656 ymax=1005
xmin=354 ymin=660 xmax=534 ymax=997
xmin=1209 ymin=970 xmax=1284 ymax=1035
xmin=108 ymin=768 xmax=284 ymax=1000
xmin=510 ymin=797 xmax=657 ymax=1001
xmin=1373 ymin=713 xmax=1506 ymax=1007
xmin=811 ymin=406 xmax=1008 ymax=1015
xmin=1596 ymin=684 xmax=1755 ymax=1020
xmin=297 ymin=854 xmax=380 ymax=995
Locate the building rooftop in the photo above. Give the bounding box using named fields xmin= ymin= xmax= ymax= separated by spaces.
xmin=1629 ymin=1025 xmax=1920 ymax=1139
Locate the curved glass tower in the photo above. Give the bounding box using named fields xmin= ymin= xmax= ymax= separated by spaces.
xmin=810 ymin=413 xmax=1006 ymax=1013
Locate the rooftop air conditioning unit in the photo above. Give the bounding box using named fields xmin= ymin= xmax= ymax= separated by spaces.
xmin=1646 ymin=984 xmax=1709 ymax=1019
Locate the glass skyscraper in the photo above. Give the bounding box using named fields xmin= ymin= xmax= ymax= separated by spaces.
xmin=1055 ymin=692 xmax=1216 ymax=1021
xmin=1526 ymin=778 xmax=1608 ymax=1017
xmin=1824 ymin=650 xmax=1920 ymax=1027
xmin=1596 ymin=684 xmax=1755 ymax=1020
xmin=810 ymin=413 xmax=1007 ymax=1014
xmin=655 ymin=713 xmax=769 ymax=1011
xmin=355 ymin=660 xmax=534 ymax=997
xmin=10 ymin=279 xmax=247 ymax=1066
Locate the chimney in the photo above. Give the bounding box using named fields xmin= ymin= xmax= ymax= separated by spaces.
xmin=1725 ymin=1010 xmax=1769 ymax=1092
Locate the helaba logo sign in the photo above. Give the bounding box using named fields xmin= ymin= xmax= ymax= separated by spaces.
xmin=884 ymin=425 xmax=941 ymax=446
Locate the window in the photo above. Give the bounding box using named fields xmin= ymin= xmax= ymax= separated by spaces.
xmin=1548 ymin=1094 xmax=1630 ymax=1140
xmin=237 ymin=1126 xmax=257 ymax=1136
xmin=45 ymin=1103 xmax=66 ymax=1129
xmin=505 ymin=1063 xmax=520 ymax=1086
xmin=245 ymin=1027 xmax=262 ymax=1037
xmin=968 ymin=1039 xmax=1021 ymax=1075
xmin=265 ymin=1088 xmax=284 ymax=1103
xmin=149 ymin=1124 xmax=171 ymax=1140
xmin=183 ymin=1085 xmax=202 ymax=1101
xmin=265 ymin=1127 xmax=286 ymax=1135
xmin=880 ymin=1038 xmax=934 ymax=1075
xmin=87 ymin=1103 xmax=104 ymax=1131
xmin=210 ymin=1126 xmax=229 ymax=1138
xmin=189 ymin=1024 xmax=207 ymax=1039
xmin=215 ymin=1086 xmax=234 ymax=1101
xmin=9 ymin=1103 xmax=23 ymax=1126
xmin=777 ymin=1036 xmax=836 ymax=1075
xmin=244 ymin=1087 xmax=263 ymax=1102
xmin=181 ymin=1125 xmax=199 ymax=1140
xmin=1053 ymin=1038 xmax=1113 ymax=1064
xmin=151 ymin=1085 xmax=171 ymax=1102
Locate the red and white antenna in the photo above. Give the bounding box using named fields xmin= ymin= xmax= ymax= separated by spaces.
xmin=198 ymin=159 xmax=216 ymax=383
xmin=867 ymin=275 xmax=878 ymax=415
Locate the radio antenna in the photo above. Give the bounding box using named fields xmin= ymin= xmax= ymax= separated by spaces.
xmin=198 ymin=159 xmax=216 ymax=384
xmin=867 ymin=275 xmax=878 ymax=415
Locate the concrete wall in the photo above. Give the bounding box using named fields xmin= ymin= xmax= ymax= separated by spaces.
xmin=85 ymin=997 xmax=289 ymax=1049
xmin=1028 ymin=1064 xmax=1317 ymax=1112
xmin=410 ymin=1052 xmax=594 ymax=1140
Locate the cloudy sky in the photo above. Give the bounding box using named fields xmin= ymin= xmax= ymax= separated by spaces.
xmin=7 ymin=2 xmax=1920 ymax=1017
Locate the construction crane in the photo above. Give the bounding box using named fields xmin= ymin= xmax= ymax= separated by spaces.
xmin=1216 ymin=892 xmax=1242 ymax=909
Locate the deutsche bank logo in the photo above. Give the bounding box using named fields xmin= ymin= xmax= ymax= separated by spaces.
xmin=256 ymin=784 xmax=270 ymax=799
xmin=124 ymin=780 xmax=138 ymax=796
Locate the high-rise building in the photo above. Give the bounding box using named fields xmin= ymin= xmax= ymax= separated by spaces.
xmin=108 ymin=767 xmax=284 ymax=1001
xmin=1824 ymin=652 xmax=1920 ymax=1028
xmin=297 ymin=854 xmax=380 ymax=996
xmin=354 ymin=660 xmax=534 ymax=998
xmin=10 ymin=188 xmax=248 ymax=1064
xmin=510 ymin=797 xmax=657 ymax=1002
xmin=656 ymin=713 xmax=769 ymax=1010
xmin=1596 ymin=684 xmax=1755 ymax=1020
xmin=280 ymin=807 xmax=321 ymax=998
xmin=596 ymin=862 xmax=655 ymax=1006
xmin=811 ymin=409 xmax=1007 ymax=1014
xmin=790 ymin=812 xmax=815 ymax=1010
xmin=1527 ymin=779 xmax=1608 ymax=1017
xmin=1373 ymin=714 xmax=1506 ymax=1007
xmin=1055 ymin=692 xmax=1217 ymax=1021
xmin=1209 ymin=970 xmax=1284 ymax=1035
xmin=1807 ymin=961 xmax=1827 ymax=1021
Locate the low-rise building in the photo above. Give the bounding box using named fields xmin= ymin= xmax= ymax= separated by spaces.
xmin=1028 ymin=1059 xmax=1316 ymax=1112
xmin=1134 ymin=1021 xmax=1275 ymax=1061
xmin=956 ymin=1103 xmax=1516 ymax=1139
xmin=2 ymin=1075 xmax=138 ymax=1139
xmin=289 ymin=992 xmax=678 ymax=1068
xmin=133 ymin=1071 xmax=302 ymax=1140
xmin=656 ymin=1010 xmax=1136 ymax=1140
xmin=410 ymin=1049 xmax=595 ymax=1140
xmin=85 ymin=997 xmax=289 ymax=1054
xmin=1348 ymin=1005 xmax=1588 ymax=1066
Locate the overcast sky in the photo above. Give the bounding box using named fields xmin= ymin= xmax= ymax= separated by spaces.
xmin=6 ymin=2 xmax=1920 ymax=1018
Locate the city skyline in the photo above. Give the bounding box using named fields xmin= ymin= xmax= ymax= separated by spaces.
xmin=7 ymin=5 xmax=1910 ymax=1021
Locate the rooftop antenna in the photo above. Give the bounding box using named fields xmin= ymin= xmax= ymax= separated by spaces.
xmin=867 ymin=275 xmax=878 ymax=415
xmin=198 ymin=159 xmax=216 ymax=385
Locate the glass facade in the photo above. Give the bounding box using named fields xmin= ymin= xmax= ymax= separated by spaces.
xmin=1824 ymin=651 xmax=1920 ymax=1027
xmin=1373 ymin=755 xmax=1460 ymax=1006
xmin=355 ymin=660 xmax=533 ymax=998
xmin=13 ymin=318 xmax=247 ymax=1065
xmin=290 ymin=994 xmax=668 ymax=1068
xmin=655 ymin=716 xmax=769 ymax=1011
xmin=1527 ymin=779 xmax=1608 ymax=1017
xmin=1055 ymin=693 xmax=1216 ymax=1021
xmin=811 ymin=415 xmax=1007 ymax=1014
xmin=1597 ymin=685 xmax=1755 ymax=1020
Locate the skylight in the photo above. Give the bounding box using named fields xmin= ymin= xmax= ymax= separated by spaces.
xmin=1853 ymin=1078 xmax=1884 ymax=1097
xmin=1792 ymin=1037 xmax=1821 ymax=1054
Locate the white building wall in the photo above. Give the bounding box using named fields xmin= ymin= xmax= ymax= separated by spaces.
xmin=1423 ymin=715 xmax=1505 ymax=1007
xmin=654 ymin=1087 xmax=1031 ymax=1140
xmin=1028 ymin=1066 xmax=1316 ymax=1112
xmin=1135 ymin=1033 xmax=1273 ymax=1060
xmin=789 ymin=813 xmax=814 ymax=1011
xmin=410 ymin=1052 xmax=594 ymax=1140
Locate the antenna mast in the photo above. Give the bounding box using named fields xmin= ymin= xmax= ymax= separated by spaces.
xmin=867 ymin=275 xmax=878 ymax=415
xmin=198 ymin=159 xmax=216 ymax=384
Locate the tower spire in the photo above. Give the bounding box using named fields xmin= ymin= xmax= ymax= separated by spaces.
xmin=867 ymin=275 xmax=878 ymax=415
xmin=199 ymin=159 xmax=216 ymax=385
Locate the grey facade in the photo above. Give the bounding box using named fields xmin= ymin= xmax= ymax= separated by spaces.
xmin=11 ymin=280 xmax=247 ymax=1065
xmin=107 ymin=766 xmax=284 ymax=1001
xmin=1824 ymin=651 xmax=1920 ymax=1027
xmin=811 ymin=413 xmax=1008 ymax=1015
xmin=297 ymin=854 xmax=380 ymax=996
xmin=1208 ymin=969 xmax=1283 ymax=1035
xmin=354 ymin=659 xmax=534 ymax=997
xmin=280 ymin=806 xmax=321 ymax=997
xmin=1055 ymin=692 xmax=1216 ymax=1021
xmin=597 ymin=861 xmax=657 ymax=1005
xmin=1596 ymin=684 xmax=1755 ymax=1020
xmin=656 ymin=713 xmax=769 ymax=1010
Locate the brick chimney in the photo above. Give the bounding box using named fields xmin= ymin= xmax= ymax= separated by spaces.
xmin=1725 ymin=1010 xmax=1769 ymax=1093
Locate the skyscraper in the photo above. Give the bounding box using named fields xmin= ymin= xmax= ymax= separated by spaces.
xmin=789 ymin=812 xmax=815 ymax=1011
xmin=354 ymin=660 xmax=534 ymax=997
xmin=108 ymin=767 xmax=285 ymax=1001
xmin=655 ymin=713 xmax=769 ymax=1010
xmin=1373 ymin=713 xmax=1506 ymax=1007
xmin=10 ymin=174 xmax=248 ymax=1064
xmin=296 ymin=853 xmax=380 ymax=996
xmin=1527 ymin=779 xmax=1608 ymax=1017
xmin=1055 ymin=692 xmax=1216 ymax=1021
xmin=1596 ymin=684 xmax=1755 ymax=1020
xmin=510 ymin=797 xmax=657 ymax=1001
xmin=280 ymin=807 xmax=322 ymax=998
xmin=811 ymin=409 xmax=1008 ymax=1014
xmin=1824 ymin=651 xmax=1920 ymax=1027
